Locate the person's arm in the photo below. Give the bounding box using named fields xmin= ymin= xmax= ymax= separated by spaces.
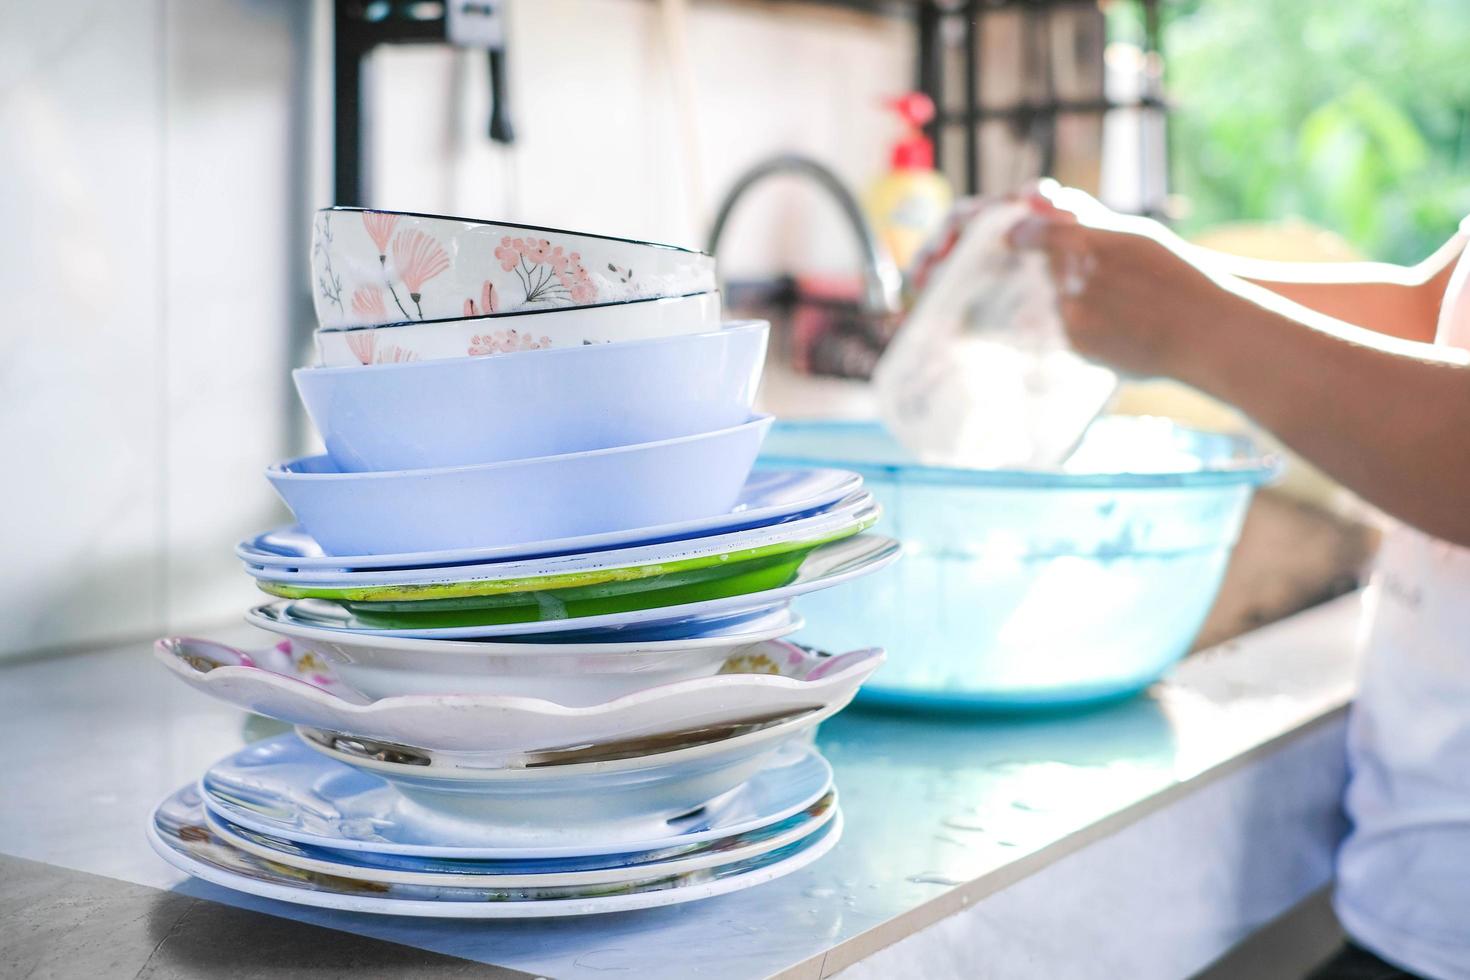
xmin=1191 ymin=238 xmax=1462 ymax=342
xmin=1020 ymin=184 xmax=1457 ymax=342
xmin=1193 ymin=281 xmax=1470 ymax=546
xmin=1010 ymin=211 xmax=1470 ymax=547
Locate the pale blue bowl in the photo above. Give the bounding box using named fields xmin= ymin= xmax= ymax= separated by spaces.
xmin=758 ymin=416 xmax=1279 ymax=710
xmin=269 ymin=416 xmax=773 ymax=556
xmin=295 ymin=321 xmax=769 ymax=472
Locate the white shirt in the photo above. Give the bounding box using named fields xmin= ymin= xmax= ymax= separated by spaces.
xmin=1335 ymin=221 xmax=1470 ymax=979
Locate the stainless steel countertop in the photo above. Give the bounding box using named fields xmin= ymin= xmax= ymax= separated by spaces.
xmin=0 ymin=594 xmax=1363 ymax=978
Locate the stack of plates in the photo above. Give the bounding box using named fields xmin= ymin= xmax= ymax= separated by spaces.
xmin=151 ymin=730 xmax=844 ymax=917
xmin=149 ymin=209 xmax=898 ymax=916
xmin=237 ymin=469 xmax=887 ymax=635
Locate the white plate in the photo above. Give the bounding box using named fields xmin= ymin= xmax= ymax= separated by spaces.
xmin=150 ymin=783 xmax=842 ymax=918
xmin=243 ymin=603 xmax=804 ymax=702
xmin=203 ymin=789 xmax=837 ymax=888
xmin=200 ymin=736 xmax=832 ymax=859
xmin=156 ymin=635 xmax=882 ymax=759
xmin=269 ymin=533 xmax=901 ymax=640
xmin=237 ymin=467 xmax=862 ymax=570
xmin=291 ymin=702 xmax=843 ymax=823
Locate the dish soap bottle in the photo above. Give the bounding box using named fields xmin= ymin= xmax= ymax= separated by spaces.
xmin=866 ymin=92 xmax=953 ymax=273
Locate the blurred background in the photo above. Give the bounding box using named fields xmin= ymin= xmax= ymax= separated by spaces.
xmin=2 ymin=0 xmax=1463 ymax=663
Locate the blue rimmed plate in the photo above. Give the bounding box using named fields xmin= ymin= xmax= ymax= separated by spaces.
xmin=238 ymin=467 xmax=862 ymax=571
xmin=203 ymin=789 xmax=837 ymax=888
xmin=243 ymin=492 xmax=877 ymax=599
xmin=150 ymin=782 xmax=843 ymax=918
xmin=198 ymin=735 xmax=834 ymax=859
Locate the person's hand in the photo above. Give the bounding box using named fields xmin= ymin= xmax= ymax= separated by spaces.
xmin=1006 ymin=184 xmax=1237 ymax=383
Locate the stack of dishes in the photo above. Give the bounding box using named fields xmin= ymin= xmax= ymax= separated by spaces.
xmin=147 ymin=208 xmax=898 ymax=917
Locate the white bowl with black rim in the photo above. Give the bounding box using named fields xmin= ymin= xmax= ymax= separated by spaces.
xmin=312 ymin=291 xmax=723 ymax=366
xmin=311 ymin=207 xmax=717 ymax=330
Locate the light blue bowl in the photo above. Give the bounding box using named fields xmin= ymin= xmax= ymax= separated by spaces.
xmin=758 ymin=416 xmax=1280 ymax=710
xmin=269 ymin=415 xmax=773 ymax=556
xmin=295 ymin=321 xmax=769 ymax=472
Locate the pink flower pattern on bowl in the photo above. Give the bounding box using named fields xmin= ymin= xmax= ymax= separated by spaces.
xmin=493 ymin=236 xmax=598 ymax=306
xmin=333 ymin=327 xmax=421 ymax=365
xmin=361 ymin=211 xmax=399 ymax=258
xmin=313 ymin=293 xmax=725 ymax=366
xmin=312 ymin=209 xmax=717 ymax=329
xmin=467 ymin=329 xmax=553 ymax=356
xmin=351 ymin=286 xmax=387 ymax=322
xmin=375 ymin=344 xmax=419 ymax=364
xmin=344 ymin=328 xmax=376 ymax=366
xmin=462 ymin=281 xmax=500 ymax=318
xmin=390 ymin=231 xmax=451 ymax=318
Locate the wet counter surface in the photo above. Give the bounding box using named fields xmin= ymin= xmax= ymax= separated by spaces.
xmin=0 ymin=594 xmax=1361 ymax=979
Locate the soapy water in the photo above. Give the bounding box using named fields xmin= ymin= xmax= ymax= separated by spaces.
xmin=795 ymin=541 xmax=1231 ymax=706
xmin=763 ymin=416 xmax=1269 ymax=708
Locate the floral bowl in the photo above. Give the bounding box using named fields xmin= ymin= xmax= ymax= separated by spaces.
xmin=265 ymin=416 xmax=774 ymax=555
xmin=298 ymin=320 xmax=766 ymax=471
xmin=312 ymin=292 xmax=723 ymax=367
xmin=311 ymin=207 xmax=717 ymax=330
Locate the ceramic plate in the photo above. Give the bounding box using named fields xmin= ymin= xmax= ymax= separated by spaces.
xmin=245 ymin=498 xmax=878 ymax=626
xmin=242 ymin=603 xmax=804 ymax=704
xmin=289 ymin=702 xmax=842 ymax=824
xmin=200 ymin=736 xmax=832 ymax=859
xmin=267 ymin=533 xmax=901 ymax=639
xmin=203 ymin=790 xmax=837 ymax=888
xmin=264 ymin=598 xmax=799 ymax=644
xmin=152 ymin=783 xmax=842 ymax=918
xmin=236 ymin=468 xmax=862 ymax=570
xmin=156 ymin=635 xmax=883 ymax=759
xmin=295 ymin=697 xmax=841 ymax=773
xmin=246 ymin=492 xmax=877 ymax=593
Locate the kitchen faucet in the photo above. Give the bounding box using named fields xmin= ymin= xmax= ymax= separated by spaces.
xmin=706 ymin=154 xmax=904 ymax=316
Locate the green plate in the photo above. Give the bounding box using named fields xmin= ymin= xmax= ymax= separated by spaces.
xmin=257 ymin=517 xmax=875 ymax=605
xmin=337 ymin=549 xmax=810 ymax=629
xmin=303 ymin=523 xmax=884 ymax=630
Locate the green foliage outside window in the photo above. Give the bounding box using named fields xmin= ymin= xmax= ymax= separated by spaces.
xmin=1112 ymin=0 xmax=1470 ymax=264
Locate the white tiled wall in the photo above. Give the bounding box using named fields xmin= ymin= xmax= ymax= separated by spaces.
xmin=1 ymin=1 xmax=167 ymax=659
xmin=0 ymin=0 xmax=306 ymax=660
xmin=160 ymin=0 xmax=307 ymax=639
xmin=0 ymin=0 xmax=913 ymax=660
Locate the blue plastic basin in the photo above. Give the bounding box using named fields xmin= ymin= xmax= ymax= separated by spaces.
xmin=759 ymin=416 xmax=1279 ymax=710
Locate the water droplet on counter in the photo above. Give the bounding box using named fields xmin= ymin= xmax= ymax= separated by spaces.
xmin=802 ymin=885 xmax=836 ymax=898
xmin=907 ymin=872 xmax=966 ymax=887
xmin=572 ymin=948 xmax=633 ymax=971
xmin=942 ymin=814 xmax=988 ymax=832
